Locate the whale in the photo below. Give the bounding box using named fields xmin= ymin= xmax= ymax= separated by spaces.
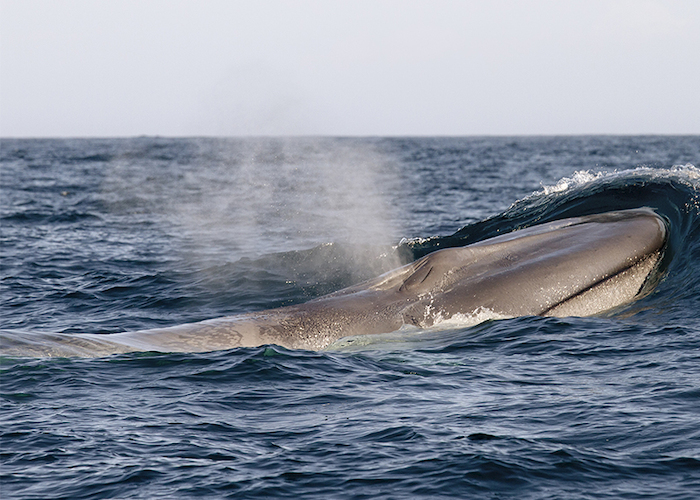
xmin=0 ymin=208 xmax=668 ymax=358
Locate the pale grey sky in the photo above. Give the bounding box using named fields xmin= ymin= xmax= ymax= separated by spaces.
xmin=1 ymin=0 xmax=698 ymax=137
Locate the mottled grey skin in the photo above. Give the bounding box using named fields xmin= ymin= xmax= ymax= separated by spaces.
xmin=0 ymin=208 xmax=667 ymax=357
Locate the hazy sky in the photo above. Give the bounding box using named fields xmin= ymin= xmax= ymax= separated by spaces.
xmin=1 ymin=0 xmax=698 ymax=137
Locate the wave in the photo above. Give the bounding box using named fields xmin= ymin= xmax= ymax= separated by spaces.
xmin=402 ymin=165 xmax=698 ymax=253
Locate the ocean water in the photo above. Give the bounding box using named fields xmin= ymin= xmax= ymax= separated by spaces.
xmin=1 ymin=136 xmax=699 ymax=499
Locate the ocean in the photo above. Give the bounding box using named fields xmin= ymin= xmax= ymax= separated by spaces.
xmin=1 ymin=136 xmax=699 ymax=499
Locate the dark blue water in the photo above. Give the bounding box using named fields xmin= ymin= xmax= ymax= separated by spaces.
xmin=1 ymin=137 xmax=699 ymax=499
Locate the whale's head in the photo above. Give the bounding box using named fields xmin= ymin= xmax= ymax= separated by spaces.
xmin=398 ymin=208 xmax=668 ymax=323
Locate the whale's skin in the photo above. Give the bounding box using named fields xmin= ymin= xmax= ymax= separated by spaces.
xmin=0 ymin=208 xmax=668 ymax=357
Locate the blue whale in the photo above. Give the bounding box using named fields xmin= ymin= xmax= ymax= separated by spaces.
xmin=0 ymin=208 xmax=668 ymax=357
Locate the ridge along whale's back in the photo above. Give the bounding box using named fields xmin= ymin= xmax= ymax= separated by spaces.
xmin=0 ymin=208 xmax=668 ymax=357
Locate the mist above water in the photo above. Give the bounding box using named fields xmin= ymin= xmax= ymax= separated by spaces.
xmin=100 ymin=137 xmax=406 ymax=289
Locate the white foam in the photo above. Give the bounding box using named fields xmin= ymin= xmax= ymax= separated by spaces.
xmin=324 ymin=307 xmax=508 ymax=351
xmin=540 ymin=170 xmax=606 ymax=195
xmin=538 ymin=164 xmax=700 ymax=197
xmin=426 ymin=307 xmax=510 ymax=331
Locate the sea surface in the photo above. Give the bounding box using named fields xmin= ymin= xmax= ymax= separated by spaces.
xmin=1 ymin=136 xmax=699 ymax=499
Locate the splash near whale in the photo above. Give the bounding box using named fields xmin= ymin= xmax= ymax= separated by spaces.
xmin=0 ymin=208 xmax=667 ymax=358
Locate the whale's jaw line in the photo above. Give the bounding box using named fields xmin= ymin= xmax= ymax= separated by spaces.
xmin=533 ymin=208 xmax=667 ymax=317
xmin=542 ymin=251 xmax=663 ymax=318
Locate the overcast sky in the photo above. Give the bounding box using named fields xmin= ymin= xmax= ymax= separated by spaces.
xmin=1 ymin=0 xmax=698 ymax=137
